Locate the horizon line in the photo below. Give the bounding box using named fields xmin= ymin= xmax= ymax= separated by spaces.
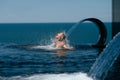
xmin=0 ymin=21 xmax=112 ymax=24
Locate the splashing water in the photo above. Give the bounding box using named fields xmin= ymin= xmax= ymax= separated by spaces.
xmin=0 ymin=72 xmax=93 ymax=80
xmin=30 ymin=36 xmax=72 ymax=50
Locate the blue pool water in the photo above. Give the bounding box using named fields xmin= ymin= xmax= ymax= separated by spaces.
xmin=0 ymin=23 xmax=113 ymax=80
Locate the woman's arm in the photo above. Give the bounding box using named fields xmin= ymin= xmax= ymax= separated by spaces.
xmin=63 ymin=45 xmax=74 ymax=50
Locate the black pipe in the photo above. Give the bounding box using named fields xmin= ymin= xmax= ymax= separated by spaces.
xmin=81 ymin=18 xmax=107 ymax=47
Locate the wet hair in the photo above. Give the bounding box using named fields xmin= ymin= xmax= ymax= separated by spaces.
xmin=59 ymin=33 xmax=66 ymax=41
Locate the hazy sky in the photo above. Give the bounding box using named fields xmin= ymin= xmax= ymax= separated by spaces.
xmin=0 ymin=0 xmax=112 ymax=23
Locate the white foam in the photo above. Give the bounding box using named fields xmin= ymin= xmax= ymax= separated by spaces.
xmin=1 ymin=72 xmax=93 ymax=80
xmin=30 ymin=44 xmax=58 ymax=50
xmin=30 ymin=42 xmax=73 ymax=51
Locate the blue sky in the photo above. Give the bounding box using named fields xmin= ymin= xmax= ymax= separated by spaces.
xmin=0 ymin=0 xmax=111 ymax=23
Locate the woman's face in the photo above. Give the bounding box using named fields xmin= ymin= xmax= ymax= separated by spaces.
xmin=56 ymin=33 xmax=63 ymax=40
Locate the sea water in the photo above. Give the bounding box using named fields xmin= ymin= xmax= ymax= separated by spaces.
xmin=0 ymin=23 xmax=112 ymax=80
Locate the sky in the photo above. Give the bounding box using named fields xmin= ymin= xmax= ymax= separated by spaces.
xmin=0 ymin=0 xmax=112 ymax=23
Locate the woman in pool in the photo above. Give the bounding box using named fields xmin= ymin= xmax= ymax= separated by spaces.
xmin=54 ymin=32 xmax=73 ymax=49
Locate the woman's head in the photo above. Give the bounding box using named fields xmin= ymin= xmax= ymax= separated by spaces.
xmin=56 ymin=32 xmax=66 ymax=41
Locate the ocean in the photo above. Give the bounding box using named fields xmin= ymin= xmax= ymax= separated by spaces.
xmin=0 ymin=22 xmax=117 ymax=80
